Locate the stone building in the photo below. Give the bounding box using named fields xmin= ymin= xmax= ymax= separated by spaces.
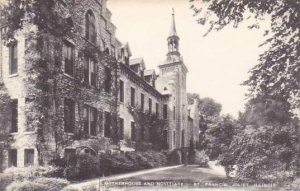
xmin=0 ymin=0 xmax=200 ymax=169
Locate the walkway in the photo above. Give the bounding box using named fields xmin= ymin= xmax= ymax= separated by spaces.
xmin=67 ymin=165 xmax=183 ymax=189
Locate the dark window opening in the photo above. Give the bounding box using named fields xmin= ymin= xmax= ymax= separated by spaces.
xmin=130 ymin=87 xmax=135 ymax=107
xmin=63 ymin=41 xmax=75 ymax=76
xmin=119 ymin=118 xmax=124 ymax=139
xmin=131 ymin=122 xmax=136 ymax=141
xmin=141 ymin=93 xmax=144 ymax=112
xmin=9 ymin=43 xmax=18 ymax=75
xmin=156 ymin=103 xmax=159 ymax=116
xmin=163 ymin=104 xmax=168 ymax=119
xmin=10 ymin=99 xmax=18 ymax=133
xmin=173 ymin=106 xmax=176 ymax=120
xmin=84 ymin=57 xmax=96 ymax=87
xmin=104 ymin=67 xmax=112 ymax=93
xmin=148 ymin=98 xmax=152 ymax=113
xmin=83 ymin=106 xmax=97 ymax=136
xmin=8 ymin=149 xmax=17 ymax=167
xmin=64 ymin=99 xmax=75 ymax=133
xmin=85 ymin=10 xmax=96 ymax=44
xmin=163 ymin=130 xmax=168 ymax=149
xmin=104 ymin=112 xmax=111 ymax=138
xmin=24 ymin=149 xmax=34 ymax=166
xmin=119 ymin=80 xmax=124 ymax=102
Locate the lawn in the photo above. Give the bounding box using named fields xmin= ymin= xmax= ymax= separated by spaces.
xmin=103 ymin=166 xmax=278 ymax=191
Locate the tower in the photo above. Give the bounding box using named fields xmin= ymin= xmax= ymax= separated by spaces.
xmin=156 ymin=9 xmax=189 ymax=150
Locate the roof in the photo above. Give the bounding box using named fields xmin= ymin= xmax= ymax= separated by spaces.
xmin=144 ymin=69 xmax=155 ymax=76
xmin=121 ymin=42 xmax=132 ymax=57
xmin=129 ymin=57 xmax=145 ymax=70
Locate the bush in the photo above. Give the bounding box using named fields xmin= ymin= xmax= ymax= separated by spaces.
xmin=136 ymin=142 xmax=153 ymax=151
xmin=33 ymin=177 xmax=69 ymax=191
xmin=63 ymin=154 xmax=99 ymax=180
xmin=6 ymin=180 xmax=48 ymax=191
xmin=0 ymin=173 xmax=14 ymax=191
xmin=99 ymin=153 xmax=138 ymax=175
xmin=167 ymin=149 xmax=182 ymax=165
xmin=193 ymin=150 xmax=209 ymax=167
xmin=3 ymin=166 xmax=62 ymax=180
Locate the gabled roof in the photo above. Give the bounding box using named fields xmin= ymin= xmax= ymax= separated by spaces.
xmin=144 ymin=69 xmax=155 ymax=76
xmin=121 ymin=42 xmax=132 ymax=57
xmin=129 ymin=57 xmax=145 ymax=70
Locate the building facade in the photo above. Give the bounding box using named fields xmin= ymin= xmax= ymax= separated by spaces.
xmin=0 ymin=0 xmax=200 ymax=169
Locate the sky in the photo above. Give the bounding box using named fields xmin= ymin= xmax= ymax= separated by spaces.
xmin=107 ymin=0 xmax=270 ymax=118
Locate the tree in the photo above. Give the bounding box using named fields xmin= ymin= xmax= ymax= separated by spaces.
xmin=220 ymin=97 xmax=299 ymax=180
xmin=204 ymin=115 xmax=239 ymax=160
xmin=190 ymin=0 xmax=300 ymax=110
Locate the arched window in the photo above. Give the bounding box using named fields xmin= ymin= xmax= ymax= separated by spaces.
xmin=85 ymin=10 xmax=96 ymax=44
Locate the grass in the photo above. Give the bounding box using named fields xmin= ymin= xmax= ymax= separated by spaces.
xmin=108 ymin=166 xmax=279 ymax=191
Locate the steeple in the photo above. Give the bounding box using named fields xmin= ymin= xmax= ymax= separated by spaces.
xmin=169 ymin=8 xmax=178 ymax=37
xmin=167 ymin=8 xmax=180 ymax=58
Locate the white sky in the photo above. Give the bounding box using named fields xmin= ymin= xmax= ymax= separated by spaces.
xmin=107 ymin=0 xmax=270 ymax=118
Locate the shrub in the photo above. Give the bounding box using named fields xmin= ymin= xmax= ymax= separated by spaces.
xmin=0 ymin=173 xmax=14 ymax=191
xmin=3 ymin=166 xmax=62 ymax=180
xmin=99 ymin=153 xmax=138 ymax=175
xmin=194 ymin=150 xmax=209 ymax=167
xmin=167 ymin=149 xmax=182 ymax=165
xmin=6 ymin=180 xmax=48 ymax=191
xmin=33 ymin=177 xmax=69 ymax=191
xmin=136 ymin=142 xmax=153 ymax=151
xmin=63 ymin=154 xmax=99 ymax=180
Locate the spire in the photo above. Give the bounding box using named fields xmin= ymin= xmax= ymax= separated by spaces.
xmin=169 ymin=8 xmax=178 ymax=38
xmin=167 ymin=8 xmax=180 ymax=59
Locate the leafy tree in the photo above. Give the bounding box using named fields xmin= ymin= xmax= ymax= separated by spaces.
xmin=190 ymin=0 xmax=300 ymax=109
xmin=204 ymin=115 xmax=240 ymax=160
xmin=219 ymin=123 xmax=298 ymax=181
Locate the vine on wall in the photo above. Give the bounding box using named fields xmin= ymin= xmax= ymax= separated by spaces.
xmin=128 ymin=104 xmax=168 ymax=151
xmin=1 ymin=0 xmax=120 ymax=165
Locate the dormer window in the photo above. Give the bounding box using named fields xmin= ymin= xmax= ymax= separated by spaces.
xmin=85 ymin=10 xmax=96 ymax=44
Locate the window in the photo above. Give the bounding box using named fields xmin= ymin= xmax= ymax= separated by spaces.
xmin=10 ymin=99 xmax=18 ymax=133
xmin=131 ymin=121 xmax=136 ymax=141
xmin=84 ymin=57 xmax=96 ymax=87
xmin=24 ymin=149 xmax=34 ymax=166
xmin=119 ymin=80 xmax=124 ymax=102
xmin=83 ymin=106 xmax=97 ymax=136
xmin=9 ymin=42 xmax=18 ymax=75
xmin=104 ymin=112 xmax=111 ymax=138
xmin=163 ymin=104 xmax=168 ymax=119
xmin=8 ymin=149 xmax=17 ymax=167
xmin=141 ymin=93 xmax=144 ymax=112
xmin=173 ymin=131 xmax=176 ymax=146
xmin=173 ymin=106 xmax=176 ymax=120
xmin=64 ymin=99 xmax=75 ymax=133
xmin=104 ymin=66 xmax=112 ymax=93
xmin=163 ymin=130 xmax=168 ymax=149
xmin=63 ymin=41 xmax=75 ymax=76
xmin=85 ymin=10 xmax=96 ymax=44
xmin=119 ymin=118 xmax=124 ymax=139
xmin=130 ymin=87 xmax=135 ymax=107
xmin=156 ymin=103 xmax=159 ymax=116
xmin=148 ymin=98 xmax=152 ymax=113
